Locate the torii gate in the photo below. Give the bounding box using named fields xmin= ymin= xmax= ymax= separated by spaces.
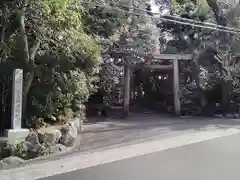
xmin=122 ymin=53 xmax=193 ymax=118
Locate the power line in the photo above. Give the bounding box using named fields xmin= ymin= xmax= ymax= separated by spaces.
xmin=83 ymin=1 xmax=240 ymax=35
xmin=159 ymin=16 xmax=239 ymax=34
xmin=110 ymin=2 xmax=240 ymax=33
xmin=166 ymin=15 xmax=239 ymax=33
xmin=85 ymin=1 xmax=240 ymax=34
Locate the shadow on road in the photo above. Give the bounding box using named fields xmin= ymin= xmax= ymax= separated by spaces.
xmin=84 ymin=113 xmax=240 ymax=133
xmin=80 ymin=113 xmax=240 ymax=152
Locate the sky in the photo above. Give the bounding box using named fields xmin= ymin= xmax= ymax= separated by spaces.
xmin=150 ymin=0 xmax=160 ymax=13
xmin=149 ymin=0 xmax=171 ymax=15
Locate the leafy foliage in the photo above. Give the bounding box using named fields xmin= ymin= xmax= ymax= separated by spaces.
xmin=0 ymin=0 xmax=102 ymax=129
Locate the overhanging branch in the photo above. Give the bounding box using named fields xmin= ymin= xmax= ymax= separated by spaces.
xmin=30 ymin=38 xmax=41 ymax=66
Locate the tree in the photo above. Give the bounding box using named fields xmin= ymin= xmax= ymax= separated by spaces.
xmin=83 ymin=0 xmax=158 ymax=106
xmin=0 ymin=0 xmax=102 ymax=128
xmin=155 ymin=0 xmax=240 ymax=115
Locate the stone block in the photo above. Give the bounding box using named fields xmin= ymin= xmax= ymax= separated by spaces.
xmin=59 ymin=118 xmax=83 ymax=147
xmin=38 ymin=127 xmax=62 ymax=145
xmin=5 ymin=129 xmax=30 ymax=145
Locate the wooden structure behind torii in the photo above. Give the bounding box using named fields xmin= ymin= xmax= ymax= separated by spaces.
xmin=122 ymin=53 xmax=193 ymax=118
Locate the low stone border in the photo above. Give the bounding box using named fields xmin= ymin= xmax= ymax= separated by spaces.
xmin=0 ymin=117 xmax=83 ymax=169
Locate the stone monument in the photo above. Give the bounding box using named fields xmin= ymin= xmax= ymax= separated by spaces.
xmin=5 ymin=69 xmax=29 ymax=144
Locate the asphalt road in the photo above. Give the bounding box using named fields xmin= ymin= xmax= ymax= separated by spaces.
xmin=40 ymin=132 xmax=240 ymax=180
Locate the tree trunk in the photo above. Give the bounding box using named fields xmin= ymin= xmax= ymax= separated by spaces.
xmin=191 ymin=53 xmax=208 ymax=114
xmin=18 ymin=4 xmax=40 ymax=126
xmin=19 ymin=7 xmax=30 ymax=126
xmin=221 ymin=79 xmax=232 ymax=114
xmin=206 ymin=0 xmax=233 ymax=115
xmin=206 ymin=0 xmax=228 ymax=42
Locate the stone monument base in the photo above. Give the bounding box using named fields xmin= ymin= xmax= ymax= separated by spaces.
xmin=4 ymin=129 xmax=29 ymax=144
